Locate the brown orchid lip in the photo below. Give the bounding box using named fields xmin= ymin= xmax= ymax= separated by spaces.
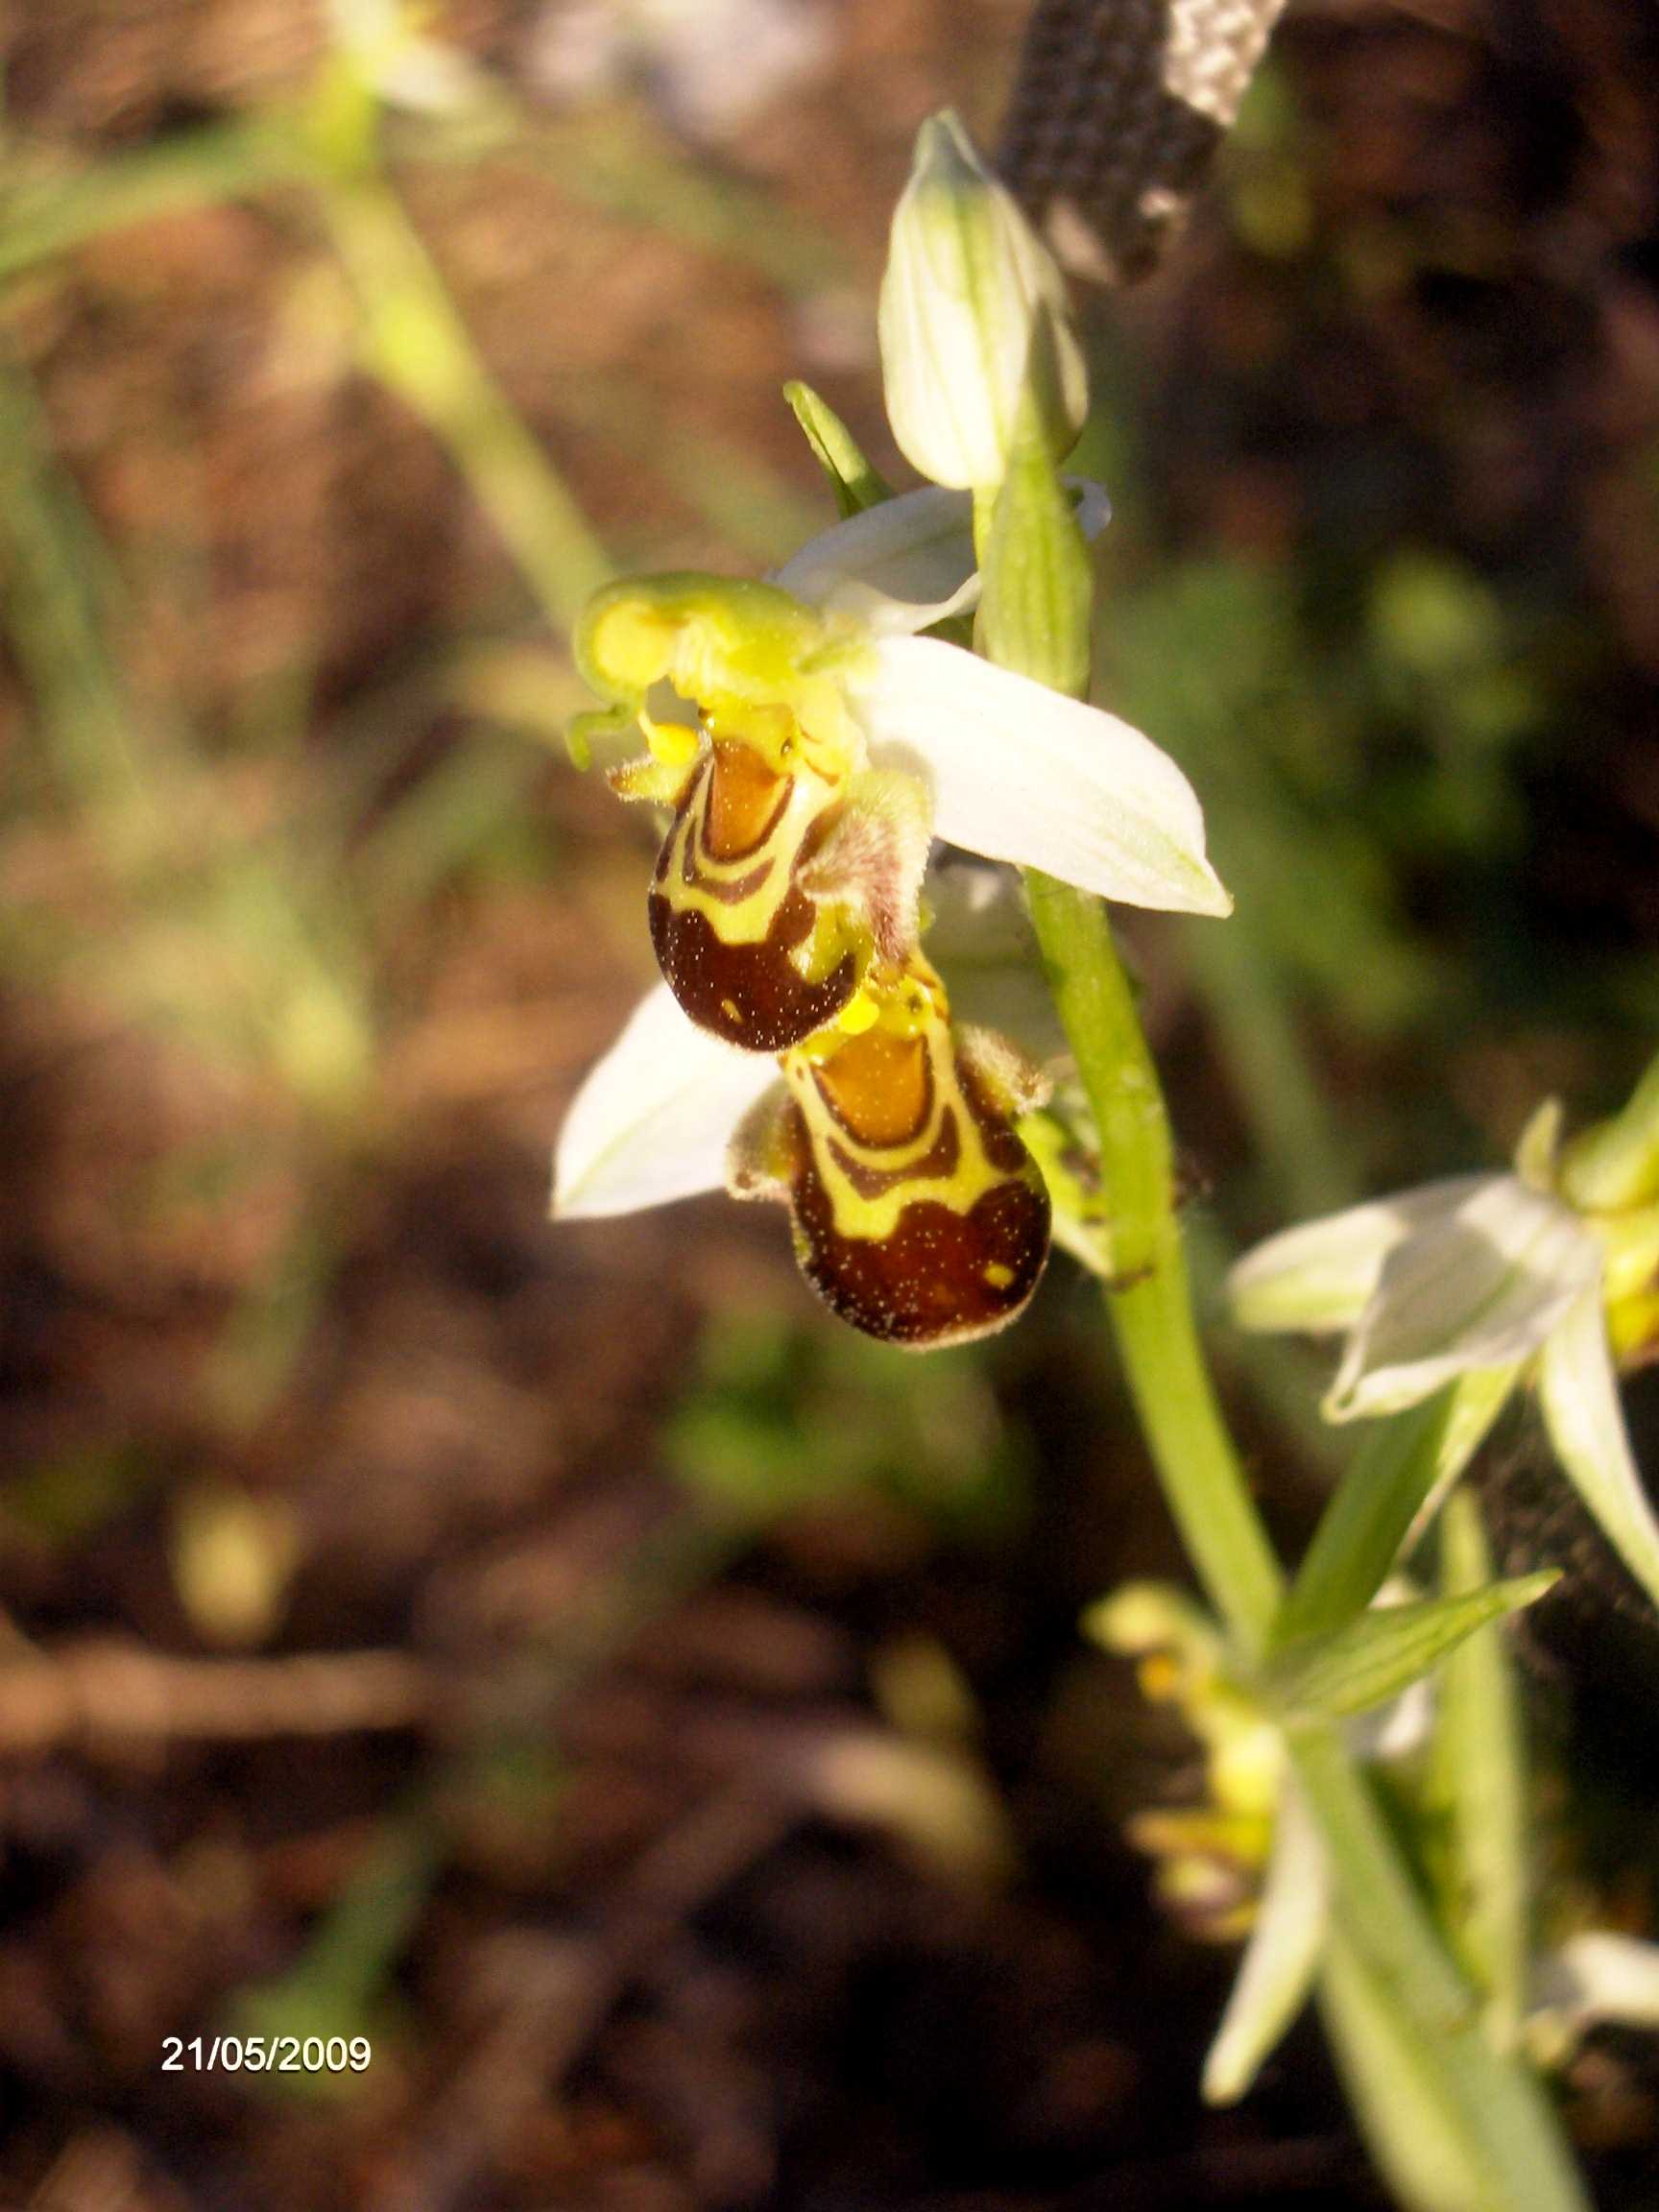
xmin=649 ymin=890 xmax=858 ymax=1054
xmin=647 ymin=744 xmax=862 ymax=1054
xmin=772 ymin=1009 xmax=1050 ymax=1350
xmin=786 ymin=1119 xmax=1050 ymax=1349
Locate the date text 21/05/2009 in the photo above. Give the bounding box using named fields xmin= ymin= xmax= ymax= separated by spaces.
xmin=161 ymin=2034 xmax=371 ymax=2074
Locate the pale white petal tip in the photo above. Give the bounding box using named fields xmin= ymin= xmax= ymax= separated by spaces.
xmin=1541 ymin=1933 xmax=1659 ymax=2035
xmin=552 ymin=983 xmax=781 ymax=1223
xmin=1201 ymin=1788 xmax=1329 ymax=2106
xmin=1189 ymin=867 xmax=1234 ymax=921
xmin=772 ymin=486 xmax=979 ymax=635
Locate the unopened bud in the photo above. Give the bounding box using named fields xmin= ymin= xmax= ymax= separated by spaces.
xmin=878 ymin=110 xmax=1087 ymax=492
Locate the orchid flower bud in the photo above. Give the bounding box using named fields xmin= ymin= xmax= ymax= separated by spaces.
xmin=878 ymin=110 xmax=1088 ymax=493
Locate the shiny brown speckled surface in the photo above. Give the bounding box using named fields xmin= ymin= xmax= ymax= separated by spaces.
xmin=780 ymin=1030 xmax=1050 ymax=1347
xmin=648 ymin=743 xmax=858 ymax=1051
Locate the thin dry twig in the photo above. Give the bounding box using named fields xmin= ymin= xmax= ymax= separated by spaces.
xmin=0 ymin=1641 xmax=431 ymax=1755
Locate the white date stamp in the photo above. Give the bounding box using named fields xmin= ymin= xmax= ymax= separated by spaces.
xmin=161 ymin=2034 xmax=371 ymax=2075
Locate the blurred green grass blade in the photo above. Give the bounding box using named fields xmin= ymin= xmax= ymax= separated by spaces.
xmin=1432 ymin=1487 xmax=1531 ymax=2045
xmin=1293 ymin=1728 xmax=1588 ymax=2212
xmin=228 ymin=1815 xmax=437 ymax=2099
xmin=0 ymin=339 xmax=140 ymax=809
xmin=556 ymin=374 xmax=823 ymax=564
xmin=323 ymin=164 xmax=611 ymax=631
xmin=0 ymin=118 xmax=311 ymax=285
xmin=475 ymin=108 xmax=849 ymax=298
xmin=1319 ymin=1924 xmax=1497 ymax=2212
xmin=1184 ymin=914 xmax=1359 ymax=1219
xmin=0 ymin=102 xmax=846 ymax=302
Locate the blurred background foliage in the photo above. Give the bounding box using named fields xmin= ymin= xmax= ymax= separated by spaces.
xmin=1 ymin=0 xmax=1658 ymax=2204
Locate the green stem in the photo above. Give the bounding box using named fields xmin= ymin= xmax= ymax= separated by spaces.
xmin=1024 ymin=873 xmax=1282 ymax=1647
xmin=984 ymin=430 xmax=1581 ymax=2205
xmin=1025 ymin=877 xmax=1584 ymax=2209
xmin=1292 ymin=1726 xmax=1584 ymax=2206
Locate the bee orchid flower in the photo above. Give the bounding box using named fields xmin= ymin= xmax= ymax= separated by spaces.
xmin=571 ymin=481 xmax=1230 ymax=1059
xmin=1228 ymin=1094 xmax=1659 ymax=1610
xmin=554 ymin=947 xmax=1054 ymax=1350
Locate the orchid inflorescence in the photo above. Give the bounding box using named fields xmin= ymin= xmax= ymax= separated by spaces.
xmin=555 ymin=116 xmax=1229 ymax=1346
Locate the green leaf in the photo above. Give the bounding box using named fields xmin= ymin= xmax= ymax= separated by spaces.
xmin=781 ymin=380 xmax=893 ymax=518
xmin=1431 ymin=1488 xmax=1530 ymax=2046
xmin=975 ymin=379 xmax=1091 ymax=699
xmin=226 ymin=1817 xmax=434 ymax=2101
xmin=1273 ymin=1368 xmax=1520 ymax=1647
xmin=1265 ymin=1575 xmax=1557 ymax=1723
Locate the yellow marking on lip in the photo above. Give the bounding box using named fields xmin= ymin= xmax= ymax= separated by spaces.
xmin=661 ymin=760 xmax=834 ymax=944
xmin=833 ymin=988 xmax=879 ymax=1037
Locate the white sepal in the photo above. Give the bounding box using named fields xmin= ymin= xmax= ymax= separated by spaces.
xmin=850 ymin=636 xmax=1232 ymax=917
xmin=773 ymin=487 xmax=981 ymax=634
xmin=1228 ymin=1177 xmax=1489 ymax=1337
xmin=1537 ymin=1285 xmax=1659 ymax=1610
xmin=552 ymin=983 xmax=780 ymax=1220
xmin=1327 ymin=1177 xmax=1599 ymax=1420
xmin=1203 ymin=1785 xmax=1329 ymax=2105
xmin=773 ymin=479 xmax=1110 ymax=637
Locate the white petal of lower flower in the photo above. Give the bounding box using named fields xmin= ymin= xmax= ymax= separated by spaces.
xmin=1228 ymin=1176 xmax=1490 ymax=1336
xmin=773 ymin=480 xmax=1109 ymax=637
xmin=552 ymin=982 xmax=781 ymax=1220
xmin=1328 ymin=1176 xmax=1600 ymax=1420
xmin=1538 ymin=1286 xmax=1659 ymax=1610
xmin=850 ymin=636 xmax=1232 ymax=915
xmin=1538 ymin=1933 xmax=1659 ymax=2037
xmin=1202 ymin=1785 xmax=1329 ymax=2105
